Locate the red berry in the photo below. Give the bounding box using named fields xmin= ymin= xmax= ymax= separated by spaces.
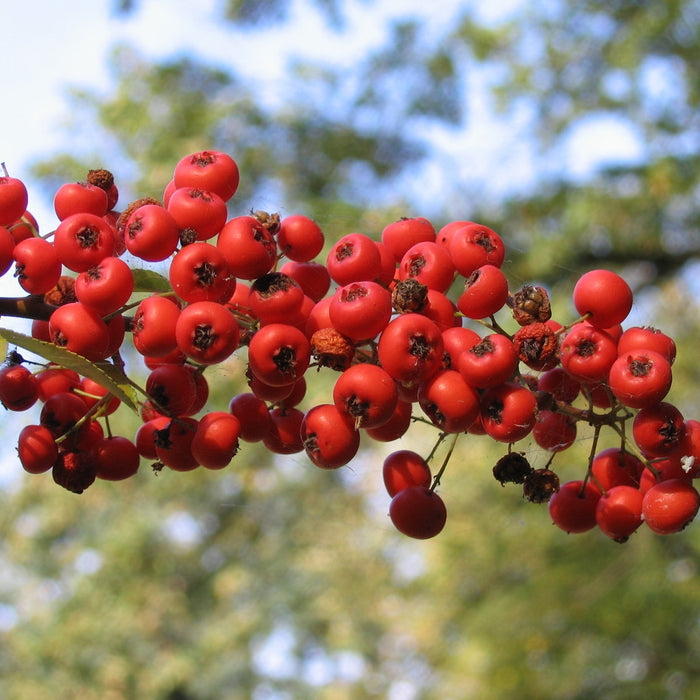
xmin=301 ymin=404 xmax=360 ymax=469
xmin=132 ymin=295 xmax=181 ymax=358
xmin=389 ymin=486 xmax=447 ymax=539
xmin=175 ymin=301 xmax=240 ymax=365
xmin=480 ymin=382 xmax=537 ymax=443
xmin=326 ymin=233 xmax=382 ymax=285
xmin=573 ymin=269 xmax=633 ymax=328
xmin=49 ymin=302 xmax=111 ymax=362
xmin=329 ymin=281 xmax=392 ymax=342
xmin=381 ymin=216 xmax=436 ymax=263
xmin=13 ymin=237 xmax=61 ymax=295
xmin=248 ymin=272 xmax=305 ymax=325
xmin=448 ymin=222 xmax=505 ymax=277
xmin=262 ymin=407 xmax=305 ymax=455
xmin=277 ymin=214 xmax=324 ymax=262
xmin=590 ymin=448 xmax=644 ymax=491
xmin=173 ymin=150 xmax=240 ymax=202
xmin=365 ymin=399 xmax=413 ymax=442
xmin=0 ymin=364 xmax=39 ymax=411
xmin=217 ymin=216 xmax=277 ymax=280
xmin=0 ymin=176 xmax=29 ymax=226
xmin=548 ymin=480 xmax=601 ymax=534
xmin=457 ymin=264 xmax=509 ymax=320
xmin=642 ymin=479 xmax=700 ymax=535
xmin=229 ymin=393 xmax=271 ymax=442
xmin=53 ymin=212 xmax=116 ymax=272
xmin=166 ymin=186 xmax=228 ymax=241
xmin=17 ymin=424 xmax=59 ymax=474
xmin=124 ymin=204 xmax=180 ymax=262
xmin=52 ymin=450 xmax=97 ymax=494
xmin=169 ymin=241 xmax=235 ymax=304
xmin=377 ymin=313 xmax=444 ymax=386
xmin=559 ymin=323 xmax=618 ymax=384
xmin=154 ymin=417 xmax=200 ymax=471
xmin=457 ymin=333 xmax=518 ymax=389
xmin=146 ymin=364 xmax=197 ymax=417
xmin=74 ymin=256 xmax=134 ymax=315
xmin=632 ymin=402 xmax=686 ymax=458
xmin=532 ymin=410 xmax=577 ymax=452
xmin=247 ymin=323 xmax=311 ymax=387
xmin=417 ymin=368 xmax=480 ymax=433
xmin=596 ymin=485 xmax=643 ymax=541
xmin=95 ymin=436 xmax=140 ymax=481
xmin=608 ymin=350 xmax=672 ymax=409
xmin=191 ymin=411 xmax=241 ymax=469
xmin=54 ymin=181 xmax=108 ymax=220
xmin=397 ymin=241 xmax=455 ymax=293
xmin=333 ymin=363 xmax=398 ymax=429
xmin=617 ymin=326 xmax=676 ymax=364
xmin=382 ymin=450 xmax=431 ymax=497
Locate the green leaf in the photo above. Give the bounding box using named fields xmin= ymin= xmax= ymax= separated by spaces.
xmin=0 ymin=328 xmax=141 ymax=413
xmin=131 ymin=268 xmax=172 ymax=293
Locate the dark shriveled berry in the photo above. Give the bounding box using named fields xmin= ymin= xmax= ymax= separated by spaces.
xmin=493 ymin=452 xmax=534 ymax=486
xmin=392 ymin=278 xmax=428 ymax=314
xmin=523 ymin=468 xmax=560 ymax=503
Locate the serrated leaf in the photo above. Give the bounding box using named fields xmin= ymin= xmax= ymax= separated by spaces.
xmin=0 ymin=328 xmax=141 ymax=413
xmin=131 ymin=268 xmax=172 ymax=293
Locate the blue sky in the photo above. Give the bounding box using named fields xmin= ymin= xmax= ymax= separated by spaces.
xmin=3 ymin=0 xmax=644 ymax=229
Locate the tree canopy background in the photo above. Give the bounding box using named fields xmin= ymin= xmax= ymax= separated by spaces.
xmin=2 ymin=1 xmax=700 ymax=698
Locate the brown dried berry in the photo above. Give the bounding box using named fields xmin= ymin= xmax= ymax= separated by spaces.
xmin=178 ymin=228 xmax=199 ymax=247
xmin=44 ymin=276 xmax=76 ymax=307
xmin=493 ymin=452 xmax=533 ymax=486
xmin=252 ymin=210 xmax=281 ymax=236
xmin=523 ymin=468 xmax=560 ymax=503
xmin=508 ymin=285 xmax=552 ymax=326
xmin=310 ymin=328 xmax=355 ymax=372
xmin=87 ymin=168 xmax=114 ymax=193
xmin=52 ymin=450 xmax=97 ymax=494
xmin=512 ymin=322 xmax=559 ymax=371
xmin=392 ymin=278 xmax=428 ymax=314
xmin=116 ymin=197 xmax=162 ymax=237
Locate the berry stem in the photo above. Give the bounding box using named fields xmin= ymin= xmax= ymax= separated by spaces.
xmin=55 ymin=393 xmax=112 ymax=446
xmin=607 ymin=419 xmax=661 ymax=479
xmin=580 ymin=424 xmax=603 ymax=496
xmin=430 ymin=432 xmax=460 ymax=492
xmin=554 ymin=312 xmax=592 ymax=336
xmin=425 ymin=431 xmax=448 ymax=463
xmin=104 ymin=412 xmax=113 ymax=439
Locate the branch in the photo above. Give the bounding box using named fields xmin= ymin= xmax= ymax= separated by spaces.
xmin=0 ymin=296 xmax=58 ymax=322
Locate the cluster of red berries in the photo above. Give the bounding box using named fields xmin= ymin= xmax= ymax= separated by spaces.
xmin=0 ymin=152 xmax=698 ymax=541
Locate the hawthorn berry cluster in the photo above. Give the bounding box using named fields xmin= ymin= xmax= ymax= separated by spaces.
xmin=0 ymin=152 xmax=698 ymax=542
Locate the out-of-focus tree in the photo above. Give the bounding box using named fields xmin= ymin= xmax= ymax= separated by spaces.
xmin=88 ymin=0 xmax=700 ymax=288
